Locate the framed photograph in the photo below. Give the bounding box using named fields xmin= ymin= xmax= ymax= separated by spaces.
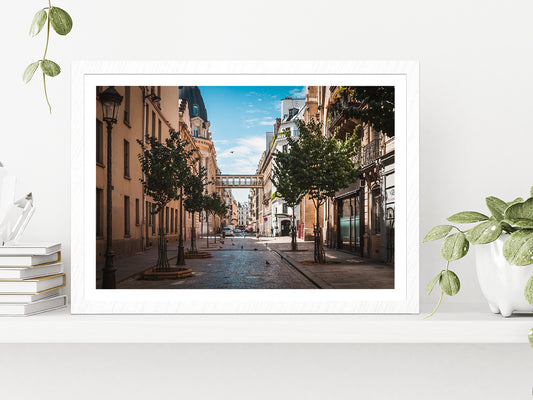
xmin=71 ymin=61 xmax=419 ymax=314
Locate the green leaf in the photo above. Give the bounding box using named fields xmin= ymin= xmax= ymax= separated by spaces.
xmin=439 ymin=270 xmax=460 ymax=296
xmin=29 ymin=9 xmax=47 ymax=37
xmin=426 ymin=271 xmax=443 ymax=295
xmin=503 ymin=219 xmax=533 ymax=229
xmin=465 ymin=218 xmax=502 ymax=244
xmin=41 ymin=59 xmax=61 ymax=77
xmin=508 ymin=197 xmax=524 ymax=207
xmin=525 ymin=275 xmax=533 ymax=305
xmin=485 ymin=196 xmax=508 ymax=221
xmin=504 ymin=197 xmax=533 ymax=222
xmin=49 ymin=7 xmax=73 ymax=35
xmin=503 ymin=230 xmax=533 ymax=266
xmin=441 ymin=232 xmax=469 ymax=261
xmin=22 ymin=61 xmax=40 ymax=83
xmin=423 ymin=225 xmax=453 ymax=242
xmin=447 ymin=211 xmax=489 ymax=224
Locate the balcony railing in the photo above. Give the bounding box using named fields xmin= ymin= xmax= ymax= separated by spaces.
xmin=361 ymin=138 xmax=382 ymax=167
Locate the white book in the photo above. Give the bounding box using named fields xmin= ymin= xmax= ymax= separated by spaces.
xmin=0 ymin=274 xmax=65 ymax=294
xmin=0 ymin=288 xmax=61 ymax=303
xmin=0 ymin=251 xmax=60 ymax=267
xmin=0 ymin=262 xmax=63 ymax=280
xmin=0 ymin=242 xmax=61 ymax=256
xmin=0 ymin=295 xmax=67 ymax=316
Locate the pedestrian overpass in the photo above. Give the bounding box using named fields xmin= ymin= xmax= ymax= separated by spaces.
xmin=215 ymin=174 xmax=263 ymax=189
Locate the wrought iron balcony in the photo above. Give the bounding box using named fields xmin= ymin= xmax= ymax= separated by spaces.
xmin=361 ymin=138 xmax=382 ymax=168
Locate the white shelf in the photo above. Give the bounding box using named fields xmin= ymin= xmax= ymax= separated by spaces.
xmin=0 ymin=305 xmax=531 ymax=343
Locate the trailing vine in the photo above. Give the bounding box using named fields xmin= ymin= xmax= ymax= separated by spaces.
xmin=23 ymin=1 xmax=73 ymax=113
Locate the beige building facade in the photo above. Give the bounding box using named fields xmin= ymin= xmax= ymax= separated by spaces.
xmin=96 ymin=86 xmax=207 ymax=262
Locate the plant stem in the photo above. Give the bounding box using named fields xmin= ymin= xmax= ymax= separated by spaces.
xmin=43 ymin=73 xmax=51 ymax=113
xmin=424 ymin=261 xmax=450 ymax=319
xmin=424 ymin=290 xmax=444 ymax=319
xmin=42 ymin=0 xmax=52 ymax=113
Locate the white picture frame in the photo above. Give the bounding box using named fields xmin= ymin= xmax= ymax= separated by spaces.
xmin=71 ymin=61 xmax=419 ymax=314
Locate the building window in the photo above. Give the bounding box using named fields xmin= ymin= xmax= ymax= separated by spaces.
xmin=282 ymin=144 xmax=288 ymax=153
xmin=175 ymin=208 xmax=178 ymax=234
xmin=123 ymin=139 xmax=130 ymax=178
xmin=152 ymin=209 xmax=156 ymax=235
xmin=193 ymin=105 xmax=198 ymax=116
xmin=165 ymin=207 xmax=169 ymax=234
xmin=193 ymin=127 xmax=198 ymax=137
xmin=96 ymin=188 xmax=104 ymax=237
xmin=96 ymin=119 xmax=104 ymax=165
xmin=158 ymin=119 xmax=162 ymax=142
xmin=289 ymin=108 xmax=298 ymax=118
xmin=135 ymin=198 xmax=140 ymax=226
xmin=157 ymin=86 xmax=161 ymax=97
xmin=372 ymin=193 xmax=382 ymax=235
xmin=124 ymin=196 xmax=131 ymax=237
xmin=123 ymin=86 xmax=130 ymax=125
xmin=151 ymin=86 xmax=155 ymax=95
xmin=282 ymin=203 xmax=288 ymax=214
xmin=171 ymin=208 xmax=174 ymax=233
xmin=152 ymin=111 xmax=156 ymax=138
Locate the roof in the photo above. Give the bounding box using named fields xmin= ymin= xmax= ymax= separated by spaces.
xmin=179 ymin=86 xmax=208 ymax=122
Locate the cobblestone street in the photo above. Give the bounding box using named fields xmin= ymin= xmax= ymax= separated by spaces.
xmin=116 ymin=234 xmax=393 ymax=289
xmin=118 ymin=235 xmax=315 ymax=289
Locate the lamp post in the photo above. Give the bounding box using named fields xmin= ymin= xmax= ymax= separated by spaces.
xmin=100 ymin=86 xmax=123 ymax=289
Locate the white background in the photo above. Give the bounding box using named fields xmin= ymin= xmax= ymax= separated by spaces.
xmin=1 ymin=0 xmax=532 ymax=398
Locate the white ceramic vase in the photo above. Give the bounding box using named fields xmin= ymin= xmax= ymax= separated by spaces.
xmin=474 ymin=235 xmax=533 ymax=317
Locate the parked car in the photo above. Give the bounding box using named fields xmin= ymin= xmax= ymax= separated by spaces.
xmin=234 ymin=228 xmax=242 ymax=234
xmin=223 ymin=226 xmax=234 ymax=237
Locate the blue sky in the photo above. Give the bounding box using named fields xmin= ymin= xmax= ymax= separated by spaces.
xmin=199 ymin=86 xmax=305 ymax=203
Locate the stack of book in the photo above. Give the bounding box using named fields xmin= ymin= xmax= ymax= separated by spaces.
xmin=0 ymin=243 xmax=66 ymax=316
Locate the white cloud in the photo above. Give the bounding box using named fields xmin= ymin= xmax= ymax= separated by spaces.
xmin=259 ymin=120 xmax=274 ymax=126
xmin=216 ymin=135 xmax=265 ymax=174
xmin=289 ymin=87 xmax=306 ymax=98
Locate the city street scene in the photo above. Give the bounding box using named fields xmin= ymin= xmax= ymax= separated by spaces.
xmin=96 ymin=85 xmax=395 ymax=289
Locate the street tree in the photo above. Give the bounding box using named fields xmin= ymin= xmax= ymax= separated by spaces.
xmin=137 ymin=129 xmax=193 ymax=271
xmin=204 ymin=192 xmax=229 ymax=247
xmin=328 ymin=86 xmax=395 ymax=137
xmin=183 ymin=166 xmax=208 ymax=254
xmin=287 ymin=120 xmax=362 ymax=263
xmin=272 ymin=143 xmax=307 ymax=251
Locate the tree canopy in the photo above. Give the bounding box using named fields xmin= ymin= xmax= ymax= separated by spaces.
xmin=183 ymin=166 xmax=208 ymax=214
xmin=137 ymin=129 xmax=193 ymax=212
xmin=288 ymin=120 xmax=362 ymax=208
xmin=329 ymin=86 xmax=395 ymax=137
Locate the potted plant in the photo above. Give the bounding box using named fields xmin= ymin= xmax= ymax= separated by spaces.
xmin=423 ymin=186 xmax=533 ymax=317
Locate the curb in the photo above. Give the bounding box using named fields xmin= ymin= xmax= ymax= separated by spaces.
xmin=268 ymin=248 xmax=324 ymax=289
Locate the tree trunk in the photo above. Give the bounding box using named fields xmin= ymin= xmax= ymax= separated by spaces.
xmin=156 ymin=209 xmax=170 ymax=271
xmin=176 ymin=191 xmax=185 ymax=266
xmin=291 ymin=209 xmax=297 ymax=251
xmin=213 ymin=213 xmax=217 ymax=244
xmin=314 ymin=203 xmax=325 ymax=264
xmin=190 ymin=211 xmax=198 ymax=254
xmin=206 ymin=210 xmax=209 ymax=248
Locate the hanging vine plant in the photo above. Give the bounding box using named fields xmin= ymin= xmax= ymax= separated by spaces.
xmin=23 ymin=2 xmax=73 ymax=113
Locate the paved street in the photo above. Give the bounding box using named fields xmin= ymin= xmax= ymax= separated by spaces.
xmin=117 ymin=235 xmax=316 ymax=289
xmin=114 ymin=234 xmax=394 ymax=290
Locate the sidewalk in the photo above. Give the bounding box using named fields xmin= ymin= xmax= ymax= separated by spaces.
xmin=96 ymin=238 xmax=216 ymax=287
xmin=267 ymin=239 xmax=394 ymax=289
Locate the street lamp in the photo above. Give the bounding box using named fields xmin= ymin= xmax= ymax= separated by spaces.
xmin=100 ymin=86 xmax=123 ymax=289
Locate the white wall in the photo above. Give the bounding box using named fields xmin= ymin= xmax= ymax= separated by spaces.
xmin=1 ymin=0 xmax=532 ymax=399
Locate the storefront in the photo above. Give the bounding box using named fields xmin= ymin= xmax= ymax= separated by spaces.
xmin=336 ymin=191 xmax=364 ymax=255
